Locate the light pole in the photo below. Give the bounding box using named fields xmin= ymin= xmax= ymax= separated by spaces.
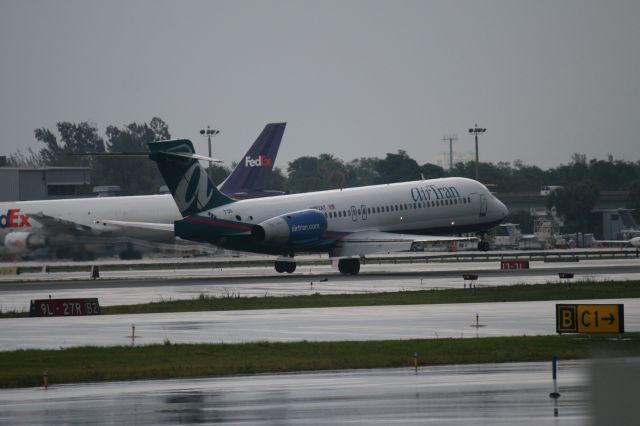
xmin=468 ymin=124 xmax=486 ymax=181
xmin=199 ymin=126 xmax=220 ymax=180
xmin=442 ymin=135 xmax=458 ymax=171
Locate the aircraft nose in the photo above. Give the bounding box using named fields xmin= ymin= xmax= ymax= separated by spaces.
xmin=497 ymin=198 xmax=508 ymax=219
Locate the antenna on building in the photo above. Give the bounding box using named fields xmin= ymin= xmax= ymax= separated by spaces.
xmin=442 ymin=135 xmax=458 ymax=171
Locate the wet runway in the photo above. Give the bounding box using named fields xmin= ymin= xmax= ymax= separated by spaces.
xmin=2 ymin=259 xmax=637 ymax=424
xmin=0 ymin=360 xmax=590 ymax=425
xmin=1 ymin=257 xmax=639 ymax=312
xmin=1 ymin=298 xmax=638 ymax=351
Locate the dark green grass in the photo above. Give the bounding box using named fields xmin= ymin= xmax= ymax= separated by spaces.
xmin=2 ymin=280 xmax=639 ymax=318
xmin=2 ymin=334 xmax=639 ymax=388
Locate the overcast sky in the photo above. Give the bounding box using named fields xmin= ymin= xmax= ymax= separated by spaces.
xmin=1 ymin=0 xmax=639 ymax=172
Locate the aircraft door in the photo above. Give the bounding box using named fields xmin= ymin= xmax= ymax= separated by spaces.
xmin=479 ymin=194 xmax=487 ymax=217
xmin=350 ymin=205 xmax=358 ymax=221
xmin=360 ymin=204 xmax=367 ymax=220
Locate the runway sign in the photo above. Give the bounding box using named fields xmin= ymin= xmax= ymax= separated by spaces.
xmin=30 ymin=298 xmax=101 ymax=317
xmin=556 ymin=304 xmax=624 ymax=334
xmin=500 ymin=260 xmax=529 ymax=270
xmin=0 ymin=266 xmax=18 ymax=275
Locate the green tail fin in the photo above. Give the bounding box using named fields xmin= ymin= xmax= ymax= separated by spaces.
xmin=148 ymin=139 xmax=234 ymax=217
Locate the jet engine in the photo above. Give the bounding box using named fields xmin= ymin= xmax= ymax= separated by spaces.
xmin=251 ymin=209 xmax=327 ymax=247
xmin=2 ymin=232 xmax=48 ymax=253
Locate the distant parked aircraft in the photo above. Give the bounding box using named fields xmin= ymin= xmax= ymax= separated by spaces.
xmin=0 ymin=123 xmax=286 ymax=259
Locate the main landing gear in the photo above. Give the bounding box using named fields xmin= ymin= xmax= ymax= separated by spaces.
xmin=274 ymin=259 xmax=296 ymax=273
xmin=119 ymin=243 xmax=143 ymax=260
xmin=338 ymin=258 xmax=360 ymax=275
xmin=477 ymin=234 xmax=491 ymax=251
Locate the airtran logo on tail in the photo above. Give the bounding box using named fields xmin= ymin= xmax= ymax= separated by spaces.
xmin=245 ymin=155 xmax=272 ymax=167
xmin=0 ymin=209 xmax=31 ymax=229
xmin=174 ymin=163 xmax=213 ymax=214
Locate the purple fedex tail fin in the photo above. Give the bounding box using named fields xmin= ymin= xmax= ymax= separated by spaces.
xmin=219 ymin=123 xmax=286 ymax=198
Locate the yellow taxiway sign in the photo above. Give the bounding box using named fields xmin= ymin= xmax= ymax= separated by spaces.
xmin=556 ymin=304 xmax=624 ymax=334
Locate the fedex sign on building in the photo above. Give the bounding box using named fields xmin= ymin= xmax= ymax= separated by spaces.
xmin=245 ymin=155 xmax=272 ymax=167
xmin=0 ymin=209 xmax=31 ymax=229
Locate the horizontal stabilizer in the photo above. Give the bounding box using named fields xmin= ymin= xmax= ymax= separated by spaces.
xmin=153 ymin=150 xmax=223 ymax=163
xmin=70 ymin=151 xmax=223 ymax=163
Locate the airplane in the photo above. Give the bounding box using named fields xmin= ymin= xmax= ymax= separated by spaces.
xmin=138 ymin=138 xmax=509 ymax=275
xmin=593 ymin=236 xmax=640 ymax=249
xmin=0 ymin=123 xmax=286 ymax=259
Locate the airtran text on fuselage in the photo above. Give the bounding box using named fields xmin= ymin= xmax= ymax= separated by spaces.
xmin=291 ymin=223 xmax=321 ymax=232
xmin=410 ymin=185 xmax=461 ymax=202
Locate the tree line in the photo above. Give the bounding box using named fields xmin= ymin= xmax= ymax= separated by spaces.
xmin=6 ymin=118 xmax=640 ymax=229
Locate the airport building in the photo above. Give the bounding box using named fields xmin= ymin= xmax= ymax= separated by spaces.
xmin=589 ymin=208 xmax=640 ymax=240
xmin=0 ymin=166 xmax=91 ymax=201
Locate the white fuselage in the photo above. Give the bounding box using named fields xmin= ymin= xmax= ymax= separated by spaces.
xmin=198 ymin=177 xmax=507 ymax=235
xmin=0 ymin=194 xmax=180 ymax=246
xmin=0 ymin=194 xmax=179 ymax=229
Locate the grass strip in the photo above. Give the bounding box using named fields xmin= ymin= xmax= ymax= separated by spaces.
xmin=88 ymin=280 xmax=640 ymax=314
xmin=2 ymin=334 xmax=640 ymax=388
xmin=2 ymin=280 xmax=639 ymax=318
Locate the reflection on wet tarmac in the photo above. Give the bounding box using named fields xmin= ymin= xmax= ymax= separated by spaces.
xmin=0 ymin=361 xmax=590 ymax=425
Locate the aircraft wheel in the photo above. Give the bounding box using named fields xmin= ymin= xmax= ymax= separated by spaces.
xmin=338 ymin=259 xmax=348 ymax=274
xmin=350 ymin=260 xmax=360 ymax=275
xmin=274 ymin=261 xmax=286 ymax=273
xmin=285 ymin=262 xmax=296 ymax=273
xmin=477 ymin=241 xmax=490 ymax=251
xmin=338 ymin=259 xmax=360 ymax=275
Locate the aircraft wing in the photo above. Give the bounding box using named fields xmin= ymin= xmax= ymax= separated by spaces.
xmin=329 ymin=230 xmax=477 ymax=258
xmin=93 ymin=220 xmax=175 ymax=233
xmin=29 ymin=213 xmax=94 ymax=234
xmin=30 ymin=213 xmax=175 ymax=242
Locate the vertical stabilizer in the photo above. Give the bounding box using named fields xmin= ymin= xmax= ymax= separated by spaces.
xmin=148 ymin=139 xmax=234 ymax=217
xmin=219 ymin=123 xmax=286 ymax=196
